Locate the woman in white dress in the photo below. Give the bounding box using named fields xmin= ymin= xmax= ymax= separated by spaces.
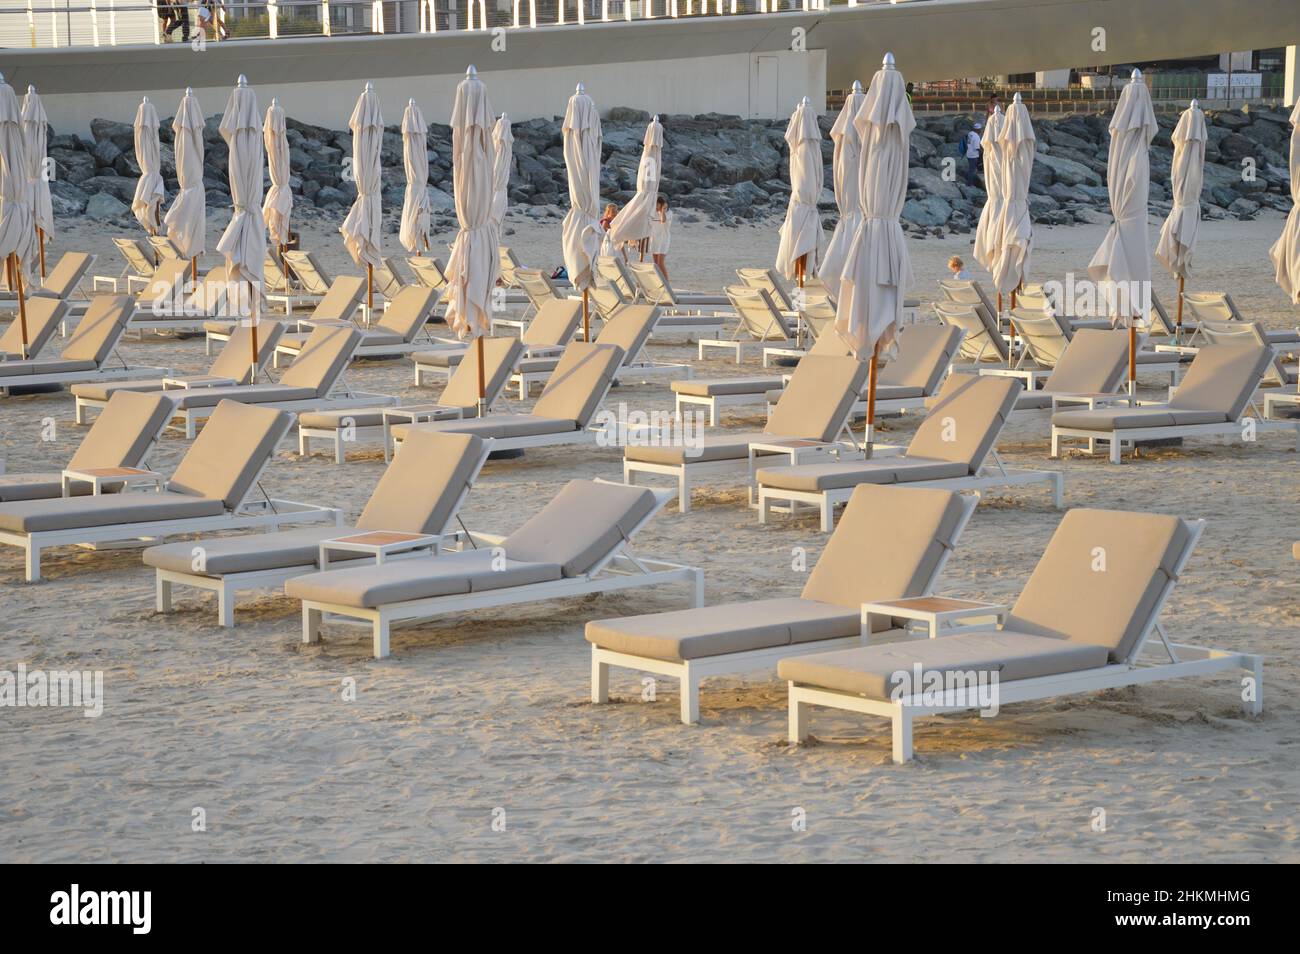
xmin=649 ymin=195 xmax=672 ymax=280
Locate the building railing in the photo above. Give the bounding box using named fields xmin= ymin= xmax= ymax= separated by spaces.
xmin=0 ymin=0 xmax=881 ymax=47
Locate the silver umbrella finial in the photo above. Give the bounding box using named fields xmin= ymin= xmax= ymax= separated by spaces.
xmin=882 ymin=52 xmax=896 ymax=69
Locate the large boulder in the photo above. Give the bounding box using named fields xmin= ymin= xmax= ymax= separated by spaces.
xmin=1036 ymin=152 xmax=1103 ymax=187
xmin=907 ymin=165 xmax=963 ymax=202
xmin=902 ymin=196 xmax=951 ymax=228
xmin=85 ymin=193 xmax=130 ymax=221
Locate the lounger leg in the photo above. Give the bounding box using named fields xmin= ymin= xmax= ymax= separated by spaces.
xmin=788 ymin=687 xmax=809 ymax=743
xmin=1050 ymin=429 xmax=1060 ymax=459
xmin=217 ymin=584 xmax=234 ymax=629
xmin=156 ymin=575 xmax=171 ymax=613
xmin=298 ymin=431 xmax=308 ymax=457
xmin=710 ymin=400 xmax=718 ymax=427
xmin=820 ymin=496 xmax=833 ymax=534
xmin=1050 ymin=473 xmax=1064 ymax=509
xmin=24 ymin=543 xmax=40 ymax=583
xmin=205 ymin=335 xmax=213 ymax=356
xmin=334 ymin=434 xmax=344 ymax=465
xmin=591 ymin=649 xmax=609 ymax=704
xmin=372 ymin=616 xmax=391 ymax=659
xmin=185 ymin=415 xmax=196 ymax=440
xmin=691 ymin=568 xmax=705 ymax=608
xmin=892 ymin=708 xmax=915 ymax=764
xmin=678 ymin=470 xmax=691 ymax=514
xmin=302 ymin=606 xmax=322 ymax=644
xmin=680 ymin=664 xmax=699 ymax=724
xmin=1109 ymin=435 xmax=1122 ymax=464
xmin=1244 ymin=655 xmax=1263 ymax=717
xmin=74 ymin=400 xmax=85 ymax=425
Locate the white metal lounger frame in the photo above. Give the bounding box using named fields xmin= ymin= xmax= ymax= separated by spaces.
xmin=1051 ymin=397 xmax=1300 ymax=464
xmin=298 ymin=485 xmax=703 ymax=659
xmin=675 ymin=384 xmax=781 ymax=426
xmin=787 ymin=521 xmax=1264 ymax=763
xmin=0 ymin=424 xmax=337 ymax=582
xmin=0 ymin=318 xmax=168 ymax=395
xmin=698 ymin=287 xmax=794 ymax=363
xmin=94 ymin=240 xmax=155 ymax=293
xmin=591 ymin=493 xmax=979 ymax=725
xmin=153 ymin=440 xmax=494 ymax=627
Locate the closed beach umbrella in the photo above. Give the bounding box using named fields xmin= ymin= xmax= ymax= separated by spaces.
xmin=490 ymin=112 xmax=513 ymax=230
xmin=818 ymin=80 xmax=865 ymax=300
xmin=262 ymin=98 xmax=293 ymax=253
xmin=164 ymin=87 xmax=206 ymax=282
xmin=993 ymin=93 xmax=1035 ymax=298
xmin=216 ymin=75 xmax=266 ymax=377
xmin=1154 ymin=99 xmax=1207 ymax=337
xmin=608 ymin=114 xmax=662 ymax=258
xmin=0 ymin=74 xmax=34 ymax=355
xmin=1269 ymin=100 xmax=1300 ymax=305
xmin=561 ymin=82 xmax=602 ymax=340
xmin=131 ymin=96 xmax=165 ymax=237
xmin=1088 ymin=69 xmax=1157 ymax=396
xmin=836 ymin=52 xmax=915 ymax=454
xmin=972 ymin=105 xmax=1004 ymax=274
xmin=22 ymin=85 xmax=52 ymax=278
xmin=775 ymin=96 xmax=825 ymax=288
xmin=399 ymin=98 xmax=432 ymax=253
xmin=340 ymin=82 xmax=383 ymax=311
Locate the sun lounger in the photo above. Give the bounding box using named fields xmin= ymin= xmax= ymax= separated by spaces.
xmin=588 ymin=484 xmax=976 ymax=724
xmin=71 ymin=322 xmax=285 ymax=423
xmin=275 ymin=250 xmax=340 ymax=315
xmin=698 ymin=286 xmax=796 ymax=363
xmin=411 ymin=298 xmax=581 ymax=384
xmin=934 ymin=299 xmax=1010 ymax=367
xmin=761 ymin=291 xmax=841 ymax=365
xmin=3 ymin=252 xmax=98 ymax=317
xmin=146 ymin=431 xmax=491 ymax=627
xmin=756 ymin=374 xmax=1063 ymax=531
xmin=624 ymin=262 xmax=728 ymax=339
xmin=298 ymin=337 xmax=523 ymax=462
xmin=204 ymin=274 xmax=366 ymax=353
xmin=1198 ymin=320 xmax=1297 ymax=387
xmin=499 ymin=246 xmax=569 ymax=291
xmin=391 ymin=340 xmax=624 ymax=455
xmin=0 ymin=391 xmax=175 ymax=503
xmin=0 ymin=297 xmax=68 ymax=361
xmin=0 ymin=400 xmax=335 ymax=581
xmin=783 ymin=507 xmax=1261 ymax=762
xmin=0 ymin=294 xmax=167 ymax=395
xmin=736 ymin=267 xmax=797 ymax=311
xmin=493 ymin=268 xmax=565 ymax=334
xmin=1051 ymin=341 xmax=1294 ymax=462
xmin=625 ymin=353 xmax=869 ymax=513
xmin=93 ymin=239 xmax=158 ymax=294
xmin=287 ymin=478 xmax=700 ymax=659
xmin=1015 ymin=286 xmax=1111 ymax=332
xmin=1006 ymin=328 xmax=1130 ymax=414
xmin=272 ymin=285 xmax=439 ymax=366
xmin=1183 ymin=292 xmax=1299 ymax=347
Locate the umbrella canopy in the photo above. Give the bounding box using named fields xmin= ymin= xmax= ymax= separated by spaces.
xmin=0 ymin=75 xmax=34 ymax=282
xmin=490 ymin=112 xmax=513 ymax=231
xmin=817 ymin=81 xmax=866 ymax=298
xmin=443 ymin=65 xmax=500 ymax=340
xmin=834 ymin=54 xmax=915 ymax=357
xmin=21 ymin=86 xmax=53 ymax=254
xmin=1268 ymin=100 xmax=1300 ymax=304
xmin=1087 ymin=70 xmax=1158 ymax=318
xmin=164 ymin=87 xmax=206 ymax=262
xmin=399 ymin=99 xmax=432 ymax=253
xmin=216 ymin=76 xmax=266 ymax=292
xmin=561 ymin=83 xmax=603 ymax=292
xmin=608 ymin=115 xmax=663 ymax=246
xmin=992 ymin=93 xmax=1035 ymax=295
xmin=775 ymin=96 xmax=825 ymax=281
xmin=1155 ymin=100 xmax=1207 ymax=279
xmin=131 ymin=96 xmax=165 ymax=235
xmin=972 ymin=106 xmax=1004 ymax=273
xmin=262 ymin=98 xmax=292 ymax=248
xmin=340 ymin=82 xmax=384 ymax=271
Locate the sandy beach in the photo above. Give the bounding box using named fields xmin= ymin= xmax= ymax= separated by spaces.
xmin=0 ymin=210 xmax=1296 ymax=863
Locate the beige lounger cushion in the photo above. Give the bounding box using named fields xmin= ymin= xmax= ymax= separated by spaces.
xmin=587 ymin=597 xmax=860 ymax=661
xmin=279 ymin=329 xmax=405 ymax=351
xmin=440 ymin=337 xmax=523 ymax=414
xmin=356 ymin=432 xmax=485 ymax=534
xmin=143 ymin=525 xmax=365 ymax=576
xmin=516 ymin=356 xmax=561 ymax=375
xmin=413 ymin=348 xmax=465 ymax=368
xmin=502 ymin=479 xmax=657 ymax=577
xmin=596 ymin=305 xmax=660 ymax=363
xmin=880 ymin=324 xmax=962 ymax=393
xmin=391 ymin=413 xmax=573 ymax=442
xmin=0 ymin=297 xmax=66 ymax=357
xmin=31 ymin=251 xmax=94 ymax=299
xmin=278 ymin=324 xmax=361 ymax=395
xmin=530 ymin=341 xmax=625 ymax=427
xmin=0 ymin=474 xmax=70 ymax=502
xmin=765 ymin=355 xmax=869 ymax=442
xmin=1051 ymin=407 xmax=1227 ymax=430
xmin=521 ymin=298 xmax=583 ymax=347
xmin=1167 ymin=341 xmax=1270 ymax=421
xmin=170 ymin=383 xmax=319 ymax=409
xmin=1040 ymin=329 xmax=1128 ymax=395
xmin=284 ymin=548 xmax=561 ymax=608
xmin=758 ymin=456 xmax=968 ymax=492
xmin=376 ymin=286 xmax=438 ymax=341
xmin=671 ymin=377 xmax=781 ymax=397
xmin=776 ymin=630 xmax=1108 ymax=700
xmin=1004 ymin=508 xmax=1191 ymax=662
xmin=68 ymin=391 xmax=175 ymax=471
xmin=656 ymin=314 xmax=721 ymax=328
xmin=624 ymin=430 xmax=765 ymax=466
xmin=0 ymin=491 xmax=223 ymax=533
xmin=906 ymin=374 xmax=1020 ymax=469
xmin=168 ymin=400 xmax=291 ymax=509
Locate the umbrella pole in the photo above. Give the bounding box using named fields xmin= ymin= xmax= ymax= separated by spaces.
xmin=476 ymin=335 xmax=487 ymax=416
xmin=12 ymin=254 xmax=29 ymax=360
xmin=795 ymin=254 xmax=806 ymax=348
xmin=1008 ymin=287 xmax=1019 ymax=368
xmin=1128 ymin=321 xmax=1138 ymax=404
xmin=190 ymin=257 xmax=198 ymax=284
xmin=1175 ymin=274 xmax=1185 ymax=343
xmin=366 ymin=263 xmax=374 ymax=320
xmin=582 ymin=288 xmax=590 ymax=342
xmin=36 ymin=226 xmax=46 ymax=279
xmin=864 ymin=338 xmax=882 ymax=459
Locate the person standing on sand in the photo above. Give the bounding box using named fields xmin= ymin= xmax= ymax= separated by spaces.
xmin=600 ymin=202 xmax=619 ymax=258
xmin=650 ymin=195 xmax=672 ymax=279
xmin=965 ymin=121 xmax=983 ymax=187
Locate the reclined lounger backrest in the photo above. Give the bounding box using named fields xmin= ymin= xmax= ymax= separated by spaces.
xmin=727 ymin=286 xmax=794 ymax=341
xmin=278 ymin=323 xmax=362 ymax=396
xmin=357 ymin=431 xmax=488 ymax=535
xmin=1004 ymin=508 xmax=1196 ymax=664
xmin=801 ymin=484 xmax=969 ymax=609
xmin=628 ymin=261 xmax=677 ymax=306
xmin=1041 ymin=328 xmax=1129 ymax=396
xmin=908 ymin=374 xmax=1021 ymax=474
xmin=1009 ymin=308 xmax=1071 ymax=369
xmin=66 ymin=391 xmax=175 ymax=473
xmin=282 ymin=250 xmax=334 ymax=296
xmin=735 ymin=267 xmax=795 ymax=311
xmin=373 ymin=258 xmax=406 ymax=300
xmin=208 ymin=322 xmax=287 ymax=384
xmin=934 ymin=300 xmax=1007 ymax=363
xmin=515 ymin=269 xmax=560 ymax=310
xmin=531 ymin=341 xmax=625 ymax=427
xmin=137 ymin=259 xmax=190 ymax=312
xmin=408 ymin=256 xmax=449 ymax=292
xmin=765 ymin=354 xmax=869 ymax=442
xmin=308 ymin=275 xmax=367 ymax=323
xmin=376 ymin=285 xmax=438 ymax=342
xmin=167 ymin=400 xmax=293 ymax=510
xmin=61 ymin=295 xmax=133 ymax=364
xmin=502 ymin=479 xmax=658 ymax=578
xmin=114 ymin=237 xmax=158 ymax=277
xmin=441 ymin=336 xmax=523 ymax=413
xmin=595 ymin=256 xmax=636 ymax=299
xmin=0 ymin=296 xmax=67 ymax=357
xmin=187 ymin=265 xmax=232 ymax=316
xmin=32 ymin=251 xmax=94 ymax=299
xmin=521 ymin=299 xmax=582 ymax=348
xmin=1167 ymin=341 xmax=1270 ymax=420
xmin=263 ymin=253 xmax=291 ymax=293
xmin=498 ymin=247 xmax=524 ymax=287
xmin=880 ymin=324 xmax=963 ymax=393
xmin=938 ymin=278 xmax=998 ymax=319
xmin=594 ymin=304 xmax=660 ymax=365
xmin=1199 ymin=322 xmax=1290 ymax=385
xmin=1182 ymin=292 xmax=1240 ymax=325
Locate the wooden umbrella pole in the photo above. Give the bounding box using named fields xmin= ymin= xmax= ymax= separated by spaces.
xmin=250 ymin=285 xmax=260 ymax=383
xmin=582 ymin=288 xmax=590 ymax=341
xmin=1128 ymin=321 xmax=1138 ymax=403
xmin=476 ymin=334 xmax=487 ymax=415
xmin=795 ymin=254 xmax=806 ymax=347
xmin=190 ymin=257 xmax=198 ymax=283
xmin=864 ymin=338 xmax=882 ymax=458
xmin=36 ymin=226 xmax=46 ymax=278
xmin=1175 ymin=274 xmax=1185 ymax=341
xmin=366 ymin=263 xmax=374 ymax=317
xmin=14 ymin=255 xmax=30 ymax=359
